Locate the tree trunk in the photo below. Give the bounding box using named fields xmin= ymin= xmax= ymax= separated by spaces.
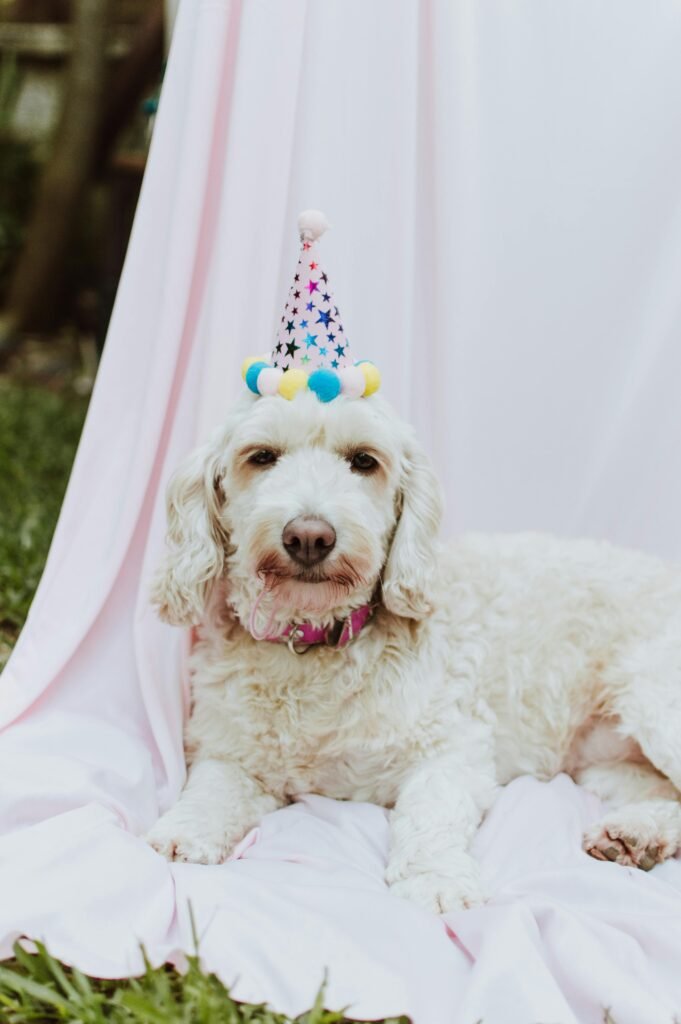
xmin=94 ymin=0 xmax=164 ymax=178
xmin=1 ymin=0 xmax=112 ymax=345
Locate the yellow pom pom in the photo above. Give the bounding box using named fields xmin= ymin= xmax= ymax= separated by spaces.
xmin=278 ymin=368 xmax=309 ymax=400
xmin=357 ymin=361 xmax=381 ymax=396
xmin=241 ymin=356 xmax=260 ymax=381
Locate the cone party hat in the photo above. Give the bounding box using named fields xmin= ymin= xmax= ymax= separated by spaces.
xmin=242 ymin=211 xmax=380 ymax=401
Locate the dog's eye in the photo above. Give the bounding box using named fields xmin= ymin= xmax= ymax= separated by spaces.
xmin=349 ymin=451 xmax=379 ymax=474
xmin=248 ymin=449 xmax=279 ymax=467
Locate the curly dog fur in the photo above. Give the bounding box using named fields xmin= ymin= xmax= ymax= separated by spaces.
xmin=147 ymin=390 xmax=681 ymax=912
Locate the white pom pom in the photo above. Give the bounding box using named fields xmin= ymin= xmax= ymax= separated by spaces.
xmin=298 ymin=210 xmax=330 ymax=242
xmin=338 ymin=365 xmax=366 ymax=398
xmin=257 ymin=366 xmax=283 ymax=396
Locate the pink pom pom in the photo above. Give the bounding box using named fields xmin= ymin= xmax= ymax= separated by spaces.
xmin=338 ymin=365 xmax=366 ymax=398
xmin=257 ymin=367 xmax=283 ymax=396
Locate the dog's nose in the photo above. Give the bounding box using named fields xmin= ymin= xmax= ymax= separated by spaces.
xmin=282 ymin=516 xmax=336 ymax=567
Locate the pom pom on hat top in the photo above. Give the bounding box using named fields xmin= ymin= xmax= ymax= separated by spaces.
xmin=241 ymin=210 xmax=381 ymax=402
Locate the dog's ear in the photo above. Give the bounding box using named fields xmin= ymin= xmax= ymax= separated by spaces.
xmin=382 ymin=433 xmax=443 ymax=620
xmin=151 ymin=434 xmax=228 ymax=626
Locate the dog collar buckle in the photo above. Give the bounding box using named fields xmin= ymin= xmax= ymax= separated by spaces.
xmin=286 ymin=626 xmax=310 ymax=656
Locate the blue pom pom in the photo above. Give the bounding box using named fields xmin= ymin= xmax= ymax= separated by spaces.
xmin=245 ymin=360 xmax=269 ymax=394
xmin=308 ymin=368 xmax=341 ymax=403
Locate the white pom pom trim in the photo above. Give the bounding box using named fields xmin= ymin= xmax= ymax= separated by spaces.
xmin=257 ymin=366 xmax=283 ymax=396
xmin=298 ymin=209 xmax=330 ymax=242
xmin=338 ymin=365 xmax=366 ymax=398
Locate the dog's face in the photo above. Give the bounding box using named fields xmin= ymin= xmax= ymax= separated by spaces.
xmin=152 ymin=390 xmax=442 ymax=631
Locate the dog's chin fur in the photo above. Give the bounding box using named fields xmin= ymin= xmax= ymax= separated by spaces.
xmin=224 ymin=560 xmax=377 ymax=630
xmin=253 ymin=552 xmax=374 ymax=622
xmin=262 ymin=577 xmax=363 ymax=619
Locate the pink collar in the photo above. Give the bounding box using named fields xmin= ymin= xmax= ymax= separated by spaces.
xmin=266 ymin=604 xmax=373 ymax=654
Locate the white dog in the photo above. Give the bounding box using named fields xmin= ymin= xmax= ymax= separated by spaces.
xmin=147 ymin=389 xmax=681 ymax=912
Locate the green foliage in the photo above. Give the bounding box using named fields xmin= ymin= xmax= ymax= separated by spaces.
xmin=0 ymin=939 xmax=409 ymax=1024
xmin=0 ymin=382 xmax=88 ymax=665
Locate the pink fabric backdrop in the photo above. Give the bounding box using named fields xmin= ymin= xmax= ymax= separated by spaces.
xmin=3 ymin=2 xmax=681 ymax=1021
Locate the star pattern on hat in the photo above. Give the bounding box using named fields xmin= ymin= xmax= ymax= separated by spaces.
xmin=271 ymin=242 xmax=352 ymax=372
xmin=242 ymin=211 xmax=381 ymax=401
xmin=316 ymin=309 xmax=334 ymax=328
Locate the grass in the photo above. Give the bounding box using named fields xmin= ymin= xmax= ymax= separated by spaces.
xmin=0 ymin=378 xmax=409 ymax=1023
xmin=0 ymin=938 xmax=409 ymax=1024
xmin=0 ymin=379 xmax=89 ymax=669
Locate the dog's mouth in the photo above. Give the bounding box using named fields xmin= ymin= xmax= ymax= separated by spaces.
xmin=256 ymin=554 xmax=365 ymax=593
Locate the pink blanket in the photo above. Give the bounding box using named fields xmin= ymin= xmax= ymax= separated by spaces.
xmin=2 ymin=754 xmax=681 ymax=1023
xmin=4 ymin=1 xmax=681 ymax=1021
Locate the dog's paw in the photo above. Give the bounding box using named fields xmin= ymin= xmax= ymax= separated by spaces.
xmin=389 ymin=868 xmax=487 ymax=914
xmin=386 ymin=851 xmax=487 ymax=914
xmin=583 ymin=806 xmax=679 ymax=871
xmin=145 ymin=815 xmax=231 ymax=865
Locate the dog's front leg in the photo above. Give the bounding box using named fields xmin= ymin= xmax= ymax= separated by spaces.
xmin=146 ymin=758 xmax=281 ymax=864
xmin=386 ymin=750 xmax=497 ymax=914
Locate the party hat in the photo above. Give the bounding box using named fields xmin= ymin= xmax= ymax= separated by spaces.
xmin=242 ymin=210 xmax=380 ymax=401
